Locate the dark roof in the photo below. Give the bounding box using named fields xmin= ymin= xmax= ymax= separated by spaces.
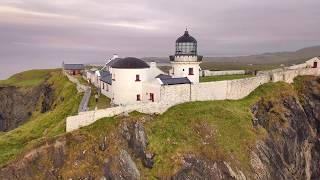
xmin=100 ymin=71 xmax=112 ymax=85
xmin=106 ymin=58 xmax=121 ymax=67
xmin=160 ymin=77 xmax=191 ymax=85
xmin=176 ymin=30 xmax=197 ymax=43
xmin=63 ymin=64 xmax=85 ymax=70
xmin=156 ymin=74 xmax=172 ymax=79
xmin=111 ymin=57 xmax=150 ymax=69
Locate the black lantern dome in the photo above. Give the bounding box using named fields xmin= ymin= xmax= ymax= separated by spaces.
xmin=175 ymin=30 xmax=197 ymax=56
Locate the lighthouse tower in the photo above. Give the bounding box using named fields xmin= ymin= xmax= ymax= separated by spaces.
xmin=169 ymin=29 xmax=203 ymax=83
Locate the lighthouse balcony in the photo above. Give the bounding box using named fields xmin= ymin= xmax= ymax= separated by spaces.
xmin=170 ymin=55 xmax=203 ymax=62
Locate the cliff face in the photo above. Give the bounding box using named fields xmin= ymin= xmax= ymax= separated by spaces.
xmin=0 ymin=84 xmax=54 ymax=132
xmin=0 ymin=76 xmax=319 ymax=179
xmin=250 ymin=76 xmax=320 ymax=179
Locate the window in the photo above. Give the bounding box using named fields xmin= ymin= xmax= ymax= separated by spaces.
xmin=102 ymin=82 xmax=105 ymax=90
xmin=106 ymin=84 xmax=109 ymax=92
xmin=112 ymin=74 xmax=115 ymax=81
xmin=136 ymin=94 xmax=141 ymax=101
xmin=135 ymin=74 xmax=140 ymax=81
xmin=188 ymin=68 xmax=194 ymax=75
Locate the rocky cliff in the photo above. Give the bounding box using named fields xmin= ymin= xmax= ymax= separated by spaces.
xmin=0 ymin=83 xmax=54 ymax=132
xmin=0 ymin=76 xmax=319 ymax=179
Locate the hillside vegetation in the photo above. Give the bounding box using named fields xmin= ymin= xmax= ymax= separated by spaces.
xmin=0 ymin=72 xmax=319 ymax=179
xmin=0 ymin=70 xmax=82 ymax=166
xmin=0 ymin=69 xmax=57 ymax=87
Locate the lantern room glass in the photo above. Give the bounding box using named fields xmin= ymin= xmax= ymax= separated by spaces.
xmin=175 ymin=42 xmax=197 ymax=56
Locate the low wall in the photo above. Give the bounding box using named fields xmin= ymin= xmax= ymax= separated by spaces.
xmin=226 ymin=75 xmax=270 ymax=99
xmin=159 ymin=84 xmax=191 ymax=106
xmin=66 ymin=102 xmax=164 ymax=132
xmin=66 ymin=67 xmax=320 ymax=132
xmin=191 ymin=81 xmax=228 ymax=101
xmin=272 ymin=68 xmax=320 ymax=83
xmin=201 ymin=70 xmax=246 ymax=77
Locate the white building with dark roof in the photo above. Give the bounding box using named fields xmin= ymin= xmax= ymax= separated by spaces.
xmin=85 ymin=30 xmax=203 ymax=105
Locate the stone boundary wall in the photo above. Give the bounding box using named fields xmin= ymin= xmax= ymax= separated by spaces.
xmin=66 ymin=102 xmax=164 ymax=132
xmin=66 ymin=68 xmax=320 ymax=132
xmin=201 ymin=70 xmax=246 ymax=77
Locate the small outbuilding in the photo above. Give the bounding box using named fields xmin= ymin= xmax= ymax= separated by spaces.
xmin=63 ymin=63 xmax=85 ymax=75
xmin=306 ymin=57 xmax=320 ymax=68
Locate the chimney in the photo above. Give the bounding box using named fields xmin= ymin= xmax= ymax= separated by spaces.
xmin=150 ymin=61 xmax=157 ymax=68
xmin=111 ymin=54 xmax=119 ymax=60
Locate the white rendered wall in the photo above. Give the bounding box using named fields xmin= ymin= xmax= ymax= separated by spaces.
xmin=226 ymin=76 xmax=270 ymax=99
xmin=148 ymin=62 xmax=165 ymax=78
xmin=100 ymin=81 xmax=112 ymax=99
xmin=191 ymin=81 xmax=228 ymax=101
xmin=288 ymin=63 xmax=307 ymax=70
xmin=306 ymin=57 xmax=320 ymax=68
xmin=171 ymin=62 xmax=201 ymax=83
xmin=159 ymin=84 xmax=191 ymax=106
xmin=112 ymin=68 xmax=149 ymax=105
xmin=142 ymin=81 xmax=161 ymax=103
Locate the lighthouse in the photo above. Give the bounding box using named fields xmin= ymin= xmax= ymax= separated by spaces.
xmin=169 ymin=29 xmax=203 ymax=83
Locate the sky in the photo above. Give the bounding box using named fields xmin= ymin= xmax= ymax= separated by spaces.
xmin=0 ymin=0 xmax=320 ymax=79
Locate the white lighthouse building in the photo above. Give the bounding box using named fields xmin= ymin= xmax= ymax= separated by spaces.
xmin=170 ymin=29 xmax=203 ymax=83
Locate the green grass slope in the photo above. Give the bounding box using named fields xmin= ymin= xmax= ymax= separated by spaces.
xmin=0 ymin=69 xmax=57 ymax=87
xmin=0 ymin=70 xmax=82 ymax=166
xmin=145 ymin=82 xmax=295 ymax=177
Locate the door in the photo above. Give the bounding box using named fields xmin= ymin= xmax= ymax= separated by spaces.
xmin=313 ymin=61 xmax=318 ymax=68
xmin=150 ymin=93 xmax=154 ymax=102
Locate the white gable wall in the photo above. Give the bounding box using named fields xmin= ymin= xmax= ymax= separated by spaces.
xmin=306 ymin=57 xmax=320 ymax=68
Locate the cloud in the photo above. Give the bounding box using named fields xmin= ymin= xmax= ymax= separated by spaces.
xmin=0 ymin=0 xmax=320 ymax=59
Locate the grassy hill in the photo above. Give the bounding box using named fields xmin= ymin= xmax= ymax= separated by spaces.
xmin=0 ymin=68 xmax=318 ymax=179
xmin=0 ymin=69 xmax=57 ymax=87
xmin=0 ymin=70 xmax=82 ymax=166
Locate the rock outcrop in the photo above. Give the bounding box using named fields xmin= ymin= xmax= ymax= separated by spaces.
xmin=0 ymin=136 xmax=67 ymax=180
xmin=121 ymin=119 xmax=154 ymax=168
xmin=173 ymin=155 xmax=237 ymax=180
xmin=250 ymin=77 xmax=320 ymax=179
xmin=103 ymin=149 xmax=140 ymax=180
xmin=0 ymin=84 xmax=54 ymax=131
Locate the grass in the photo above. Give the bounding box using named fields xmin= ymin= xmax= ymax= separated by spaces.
xmin=200 ymin=74 xmax=255 ymax=82
xmin=201 ymin=62 xmax=279 ymax=71
xmin=0 ymin=70 xmax=82 ymax=166
xmin=0 ymin=69 xmax=59 ymax=87
xmin=74 ymin=75 xmax=111 ymax=110
xmin=88 ymin=86 xmax=111 ymax=110
xmin=145 ymin=81 xmax=295 ymax=177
